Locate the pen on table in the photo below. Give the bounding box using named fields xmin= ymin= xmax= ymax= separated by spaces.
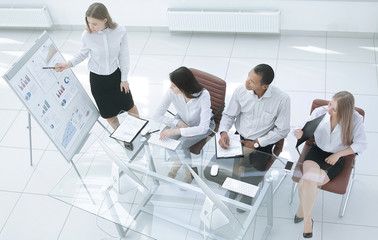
xmin=147 ymin=129 xmax=160 ymax=135
xmin=42 ymin=67 xmax=55 ymax=69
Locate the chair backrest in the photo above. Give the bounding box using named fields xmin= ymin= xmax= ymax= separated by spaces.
xmin=187 ymin=68 xmax=226 ymax=155
xmin=311 ymin=99 xmax=365 ymax=119
xmin=189 ymin=68 xmax=226 ymax=132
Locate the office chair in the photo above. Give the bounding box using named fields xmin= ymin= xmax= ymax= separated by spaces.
xmin=289 ymin=99 xmax=365 ymax=217
xmin=187 ymin=68 xmax=226 ymax=155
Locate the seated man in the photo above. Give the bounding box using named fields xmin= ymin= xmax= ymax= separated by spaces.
xmin=218 ymin=63 xmax=290 ymax=207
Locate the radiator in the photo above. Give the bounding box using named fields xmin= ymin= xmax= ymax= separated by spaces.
xmin=167 ymin=9 xmax=280 ymax=33
xmin=0 ymin=7 xmax=53 ymax=28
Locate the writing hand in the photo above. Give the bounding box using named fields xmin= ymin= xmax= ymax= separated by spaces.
xmin=120 ymin=81 xmax=130 ymax=93
xmin=159 ymin=128 xmax=180 ymax=140
xmin=294 ymin=129 xmax=303 ymax=139
xmin=219 ymin=132 xmax=230 ymax=149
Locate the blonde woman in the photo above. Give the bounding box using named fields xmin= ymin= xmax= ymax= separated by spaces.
xmin=55 ymin=3 xmax=138 ymax=150
xmin=293 ymin=91 xmax=367 ymax=238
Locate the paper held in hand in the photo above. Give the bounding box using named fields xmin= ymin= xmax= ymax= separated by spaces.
xmin=110 ymin=113 xmax=149 ymax=143
xmin=215 ymin=132 xmax=244 ymax=159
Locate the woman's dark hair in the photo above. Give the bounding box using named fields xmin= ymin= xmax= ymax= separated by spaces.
xmin=169 ymin=66 xmax=204 ymax=99
xmin=254 ymin=64 xmax=275 ymax=86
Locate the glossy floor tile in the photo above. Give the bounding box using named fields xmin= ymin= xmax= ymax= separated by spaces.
xmin=0 ymin=28 xmax=377 ymax=240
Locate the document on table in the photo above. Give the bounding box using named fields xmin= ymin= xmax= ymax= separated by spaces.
xmin=215 ymin=132 xmax=243 ymax=159
xmin=147 ymin=133 xmax=180 ymax=150
xmin=110 ymin=114 xmax=148 ymax=143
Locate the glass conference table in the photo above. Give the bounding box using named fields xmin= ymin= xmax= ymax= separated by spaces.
xmin=50 ymin=112 xmax=290 ymax=240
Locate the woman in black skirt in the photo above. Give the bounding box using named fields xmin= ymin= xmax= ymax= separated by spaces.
xmin=55 ymin=3 xmax=139 ymax=142
xmin=293 ymin=91 xmax=367 ymax=238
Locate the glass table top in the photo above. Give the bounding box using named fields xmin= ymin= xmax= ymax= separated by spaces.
xmin=50 ymin=112 xmax=291 ymax=240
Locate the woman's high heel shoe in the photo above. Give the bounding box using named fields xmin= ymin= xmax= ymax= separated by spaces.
xmin=294 ymin=214 xmax=304 ymax=223
xmin=303 ymin=219 xmax=313 ymax=238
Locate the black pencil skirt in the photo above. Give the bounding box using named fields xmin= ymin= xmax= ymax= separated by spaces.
xmin=304 ymin=143 xmax=345 ymax=181
xmin=90 ymin=68 xmax=134 ymax=118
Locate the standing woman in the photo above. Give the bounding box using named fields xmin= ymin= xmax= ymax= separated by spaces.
xmin=293 ymin=91 xmax=367 ymax=238
xmin=153 ymin=66 xmax=215 ymax=183
xmin=56 ymin=3 xmax=139 ymax=148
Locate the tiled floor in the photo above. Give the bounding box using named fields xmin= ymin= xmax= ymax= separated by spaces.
xmin=0 ymin=29 xmax=377 ymax=240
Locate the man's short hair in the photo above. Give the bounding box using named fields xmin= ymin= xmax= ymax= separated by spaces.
xmin=254 ymin=64 xmax=274 ymax=85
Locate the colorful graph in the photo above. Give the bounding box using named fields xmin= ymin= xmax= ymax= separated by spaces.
xmin=64 ymin=76 xmax=70 ymax=84
xmin=18 ymin=74 xmax=31 ymax=91
xmin=45 ymin=44 xmax=57 ymax=64
xmin=25 ymin=92 xmax=31 ymax=101
xmin=55 ymin=85 xmax=66 ymax=98
xmin=41 ymin=100 xmax=50 ymax=115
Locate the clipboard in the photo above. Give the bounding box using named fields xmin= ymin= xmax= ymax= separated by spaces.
xmin=215 ymin=132 xmax=244 ymax=159
xmin=295 ymin=113 xmax=326 ymax=154
xmin=110 ymin=114 xmax=149 ymax=143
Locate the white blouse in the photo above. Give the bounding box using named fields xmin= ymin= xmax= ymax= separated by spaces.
xmin=309 ymin=107 xmax=367 ymax=154
xmin=153 ymin=89 xmax=213 ymax=137
xmin=70 ymin=26 xmax=130 ymax=82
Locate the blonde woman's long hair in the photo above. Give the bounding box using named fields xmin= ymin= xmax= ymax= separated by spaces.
xmin=333 ymin=91 xmax=355 ymax=146
xmin=85 ymin=2 xmax=117 ymax=33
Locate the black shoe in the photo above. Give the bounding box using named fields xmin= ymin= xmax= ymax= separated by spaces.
xmin=303 ymin=219 xmax=313 ymax=238
xmin=123 ymin=142 xmax=134 ymax=151
xmin=237 ymin=208 xmax=246 ymax=213
xmin=294 ymin=214 xmax=304 ymax=224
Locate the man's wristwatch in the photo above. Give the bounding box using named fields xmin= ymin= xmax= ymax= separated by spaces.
xmin=253 ymin=140 xmax=260 ymax=148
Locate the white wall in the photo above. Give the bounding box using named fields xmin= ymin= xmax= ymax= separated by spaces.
xmin=1 ymin=0 xmax=378 ymax=33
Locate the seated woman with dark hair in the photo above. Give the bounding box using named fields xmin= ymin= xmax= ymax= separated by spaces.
xmin=153 ymin=66 xmax=215 ymax=183
xmin=293 ymin=91 xmax=367 ymax=238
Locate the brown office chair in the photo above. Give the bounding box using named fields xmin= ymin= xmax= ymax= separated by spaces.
xmin=188 ymin=68 xmax=226 ymax=155
xmin=289 ymin=99 xmax=365 ymax=217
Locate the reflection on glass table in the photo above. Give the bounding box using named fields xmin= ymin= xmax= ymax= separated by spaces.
xmin=49 ymin=112 xmax=290 ymax=240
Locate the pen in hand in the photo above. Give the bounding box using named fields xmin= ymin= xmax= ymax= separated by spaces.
xmin=147 ymin=129 xmax=160 ymax=135
xmin=42 ymin=67 xmax=55 ymax=69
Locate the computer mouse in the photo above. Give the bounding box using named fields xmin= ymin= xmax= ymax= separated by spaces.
xmin=210 ymin=164 xmax=219 ymax=176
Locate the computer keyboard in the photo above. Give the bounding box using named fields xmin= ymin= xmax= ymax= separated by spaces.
xmin=147 ymin=133 xmax=180 ymax=150
xmin=222 ymin=177 xmax=259 ymax=198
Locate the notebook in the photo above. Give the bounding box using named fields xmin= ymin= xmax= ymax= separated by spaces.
xmin=110 ymin=114 xmax=149 ymax=143
xmin=215 ymin=132 xmax=243 ymax=159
